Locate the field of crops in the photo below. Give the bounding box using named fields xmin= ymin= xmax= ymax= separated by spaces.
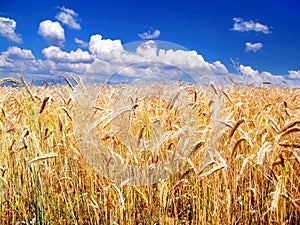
xmin=0 ymin=78 xmax=299 ymax=224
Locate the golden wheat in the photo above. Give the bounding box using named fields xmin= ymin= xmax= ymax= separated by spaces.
xmin=0 ymin=80 xmax=299 ymax=224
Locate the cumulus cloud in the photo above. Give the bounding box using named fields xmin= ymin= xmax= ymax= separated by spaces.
xmin=136 ymin=41 xmax=159 ymax=58
xmin=86 ymin=39 xmax=220 ymax=82
xmin=2 ymin=46 xmax=35 ymax=60
xmin=138 ymin=29 xmax=161 ymax=39
xmin=239 ymin=65 xmax=259 ymax=79
xmin=210 ymin=61 xmax=229 ymax=75
xmin=112 ymin=62 xmax=190 ymax=80
xmin=42 ymin=46 xmax=93 ymax=63
xmin=0 ymin=57 xmax=13 ymax=68
xmin=38 ymin=20 xmax=65 ymax=47
xmin=74 ymin=38 xmax=89 ymax=48
xmin=0 ymin=46 xmax=92 ymax=80
xmin=288 ymin=70 xmax=300 ymax=79
xmin=0 ymin=17 xmax=22 ymax=43
xmin=0 ymin=46 xmax=40 ymax=77
xmin=0 ymin=34 xmax=293 ymax=86
xmin=56 ymin=6 xmax=81 ymax=30
xmin=245 ymin=42 xmax=263 ymax=52
xmin=238 ymin=64 xmax=285 ymax=85
xmin=89 ymin=34 xmax=123 ymax=56
xmin=260 ymin=71 xmax=285 ymax=83
xmin=85 ymin=39 xmax=287 ymax=85
xmin=232 ymin=17 xmax=271 ymax=34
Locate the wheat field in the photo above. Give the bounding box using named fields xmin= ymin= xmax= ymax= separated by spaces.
xmin=0 ymin=78 xmax=299 ymax=224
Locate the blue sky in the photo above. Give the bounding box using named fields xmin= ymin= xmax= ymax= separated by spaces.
xmin=0 ymin=0 xmax=299 ymax=85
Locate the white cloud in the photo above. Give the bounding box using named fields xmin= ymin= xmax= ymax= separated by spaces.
xmin=0 ymin=46 xmax=90 ymax=80
xmin=0 ymin=17 xmax=22 ymax=43
xmin=0 ymin=46 xmax=40 ymax=77
xmin=42 ymin=46 xmax=93 ymax=63
xmin=136 ymin=40 xmax=159 ymax=59
xmin=2 ymin=46 xmax=35 ymax=60
xmin=138 ymin=29 xmax=161 ymax=39
xmin=116 ymin=63 xmax=178 ymax=78
xmin=38 ymin=20 xmax=65 ymax=47
xmin=260 ymin=71 xmax=285 ymax=84
xmin=238 ymin=64 xmax=285 ymax=85
xmin=0 ymin=34 xmax=294 ymax=86
xmin=89 ymin=34 xmax=123 ymax=57
xmin=232 ymin=17 xmax=271 ymax=34
xmin=75 ymin=38 xmax=88 ymax=48
xmin=0 ymin=46 xmax=35 ymax=71
xmin=239 ymin=65 xmax=259 ymax=79
xmin=288 ymin=70 xmax=300 ymax=79
xmin=210 ymin=61 xmax=229 ymax=75
xmin=56 ymin=6 xmax=81 ymax=30
xmin=59 ymin=7 xmax=77 ymax=16
xmin=86 ymin=39 xmax=221 ymax=82
xmin=0 ymin=57 xmax=13 ymax=68
xmin=245 ymin=42 xmax=263 ymax=52
xmin=157 ymin=48 xmax=212 ymax=75
xmin=85 ymin=59 xmax=116 ymax=78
